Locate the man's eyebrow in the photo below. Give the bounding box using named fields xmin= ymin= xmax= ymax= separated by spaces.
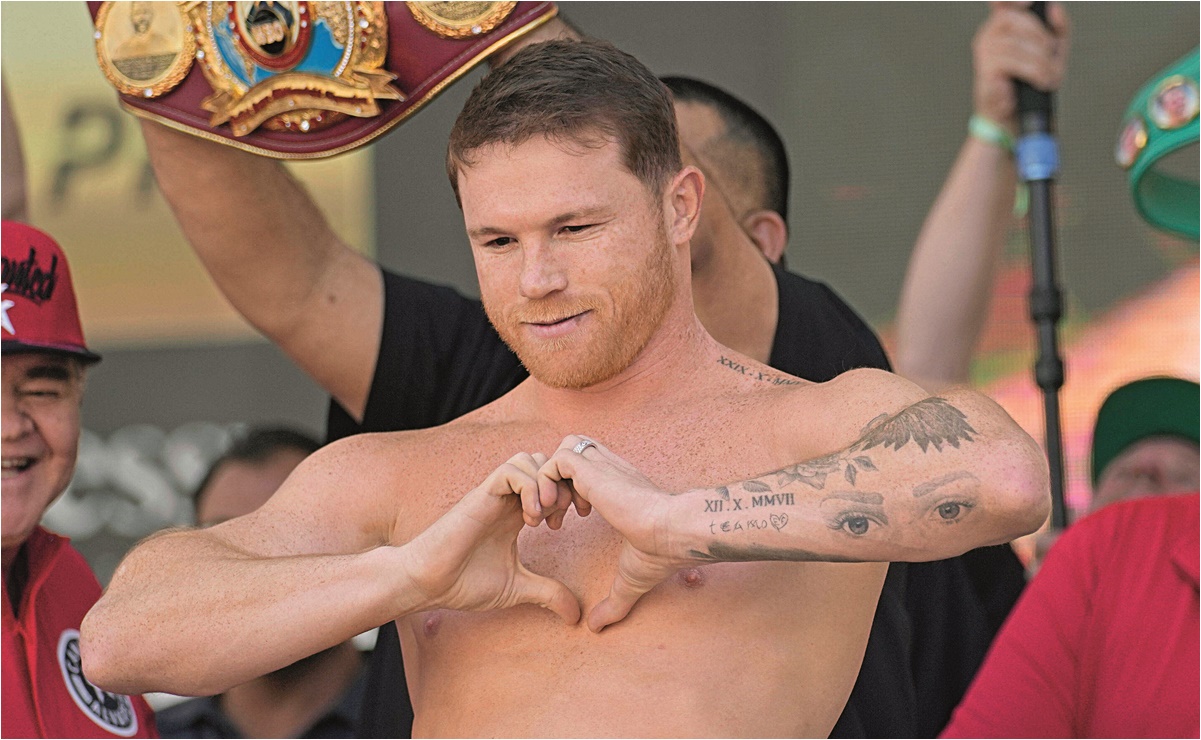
xmin=467 ymin=225 xmax=510 ymax=239
xmin=548 ymin=208 xmax=610 ymax=227
xmin=467 ymin=208 xmax=611 ymax=239
xmin=24 ymin=363 xmax=72 ymax=381
xmin=821 ymin=491 xmax=885 ymax=505
xmin=913 ymin=471 xmax=979 ymax=497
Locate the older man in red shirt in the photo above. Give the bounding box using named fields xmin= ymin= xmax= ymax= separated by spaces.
xmin=2 ymin=221 xmax=158 ymax=738
xmin=942 ymin=378 xmax=1200 ymax=737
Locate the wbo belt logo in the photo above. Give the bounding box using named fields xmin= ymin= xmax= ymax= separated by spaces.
xmin=57 ymin=629 xmax=139 ymax=737
xmin=196 ymin=1 xmax=402 ymax=136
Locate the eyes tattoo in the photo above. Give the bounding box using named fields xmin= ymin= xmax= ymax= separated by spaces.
xmin=915 ymin=471 xmax=981 ymax=527
xmin=693 ymin=397 xmax=983 ymax=558
xmin=820 ymin=492 xmax=888 ymax=537
xmin=928 ymin=500 xmax=974 ymax=524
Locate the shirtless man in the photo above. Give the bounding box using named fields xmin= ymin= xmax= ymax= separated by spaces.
xmin=81 ymin=41 xmax=1049 ymax=737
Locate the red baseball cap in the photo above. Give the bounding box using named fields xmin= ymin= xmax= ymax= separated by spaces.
xmin=1 ymin=221 xmax=100 ymax=364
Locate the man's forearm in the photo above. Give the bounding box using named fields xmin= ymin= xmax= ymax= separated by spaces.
xmin=142 ymin=121 xmax=343 ymax=320
xmin=894 ymin=138 xmax=1017 ymax=391
xmin=671 ymin=389 xmax=1049 ymax=563
xmin=140 ymin=120 xmax=381 ymax=415
xmin=81 ymin=529 xmax=420 ymax=697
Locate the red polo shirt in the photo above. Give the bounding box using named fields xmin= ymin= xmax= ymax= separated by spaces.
xmin=2 ymin=527 xmax=157 ymax=738
xmin=942 ymin=493 xmax=1200 ymax=738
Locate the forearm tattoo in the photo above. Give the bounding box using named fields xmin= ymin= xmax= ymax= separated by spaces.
xmin=690 ymin=397 xmax=983 ymax=562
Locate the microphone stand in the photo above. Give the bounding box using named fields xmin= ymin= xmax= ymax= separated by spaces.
xmin=1015 ymin=2 xmax=1068 ymax=530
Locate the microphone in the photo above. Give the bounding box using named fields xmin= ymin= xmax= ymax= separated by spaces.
xmin=1015 ymin=1 xmax=1069 ymax=530
xmin=1016 ymin=3 xmax=1054 ymax=139
xmin=1016 ymin=2 xmax=1058 ymax=179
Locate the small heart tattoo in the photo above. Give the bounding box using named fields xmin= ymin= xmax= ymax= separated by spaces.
xmin=770 ymin=513 xmax=789 ymax=531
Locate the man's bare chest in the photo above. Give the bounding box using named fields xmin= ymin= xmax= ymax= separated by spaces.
xmin=396 ymin=401 xmax=799 ymax=535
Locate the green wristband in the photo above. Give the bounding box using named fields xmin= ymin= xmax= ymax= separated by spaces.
xmin=969 ymin=115 xmax=1023 ymax=215
xmin=969 ymin=114 xmax=1016 ymax=154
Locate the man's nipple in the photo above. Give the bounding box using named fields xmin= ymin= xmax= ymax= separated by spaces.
xmin=676 ymin=567 xmax=706 ymax=589
xmin=423 ymin=612 xmax=443 ymax=638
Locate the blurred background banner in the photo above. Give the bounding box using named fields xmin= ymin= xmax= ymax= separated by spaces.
xmin=1 ymin=2 xmax=1197 ymax=577
xmin=1 ymin=1 xmax=375 ymax=347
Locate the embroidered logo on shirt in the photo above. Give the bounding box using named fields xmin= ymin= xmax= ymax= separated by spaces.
xmin=57 ymin=629 xmax=139 ymax=737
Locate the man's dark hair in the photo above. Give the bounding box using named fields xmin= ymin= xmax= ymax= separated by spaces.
xmin=192 ymin=427 xmax=321 ymax=513
xmin=660 ymin=76 xmax=790 ymax=226
xmin=447 ymin=40 xmax=682 ymax=203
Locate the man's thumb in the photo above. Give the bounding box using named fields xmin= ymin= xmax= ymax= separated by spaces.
xmin=517 ymin=571 xmax=581 ymax=625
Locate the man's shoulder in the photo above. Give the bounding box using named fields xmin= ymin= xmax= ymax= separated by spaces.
xmin=378 ymin=266 xmax=489 ymax=323
xmin=320 ymin=425 xmax=445 ymax=464
xmin=376 ymin=265 xmax=491 ymax=343
xmin=1063 ymin=493 xmax=1197 ymax=555
xmin=1031 ymin=493 xmax=1198 ymax=606
xmin=770 ymin=266 xmax=891 ymax=378
xmin=773 ymin=267 xmax=865 ymax=323
xmin=379 ymin=266 xmax=474 ymax=299
xmin=325 ymin=387 xmax=526 ymax=460
xmin=353 ymin=267 xmax=525 ymax=437
xmin=27 ymin=528 xmax=100 ymax=594
xmin=795 ymin=366 xmax=929 ymax=423
xmin=314 ymin=424 xmax=504 ymax=541
xmin=728 ymin=366 xmax=902 ymax=404
xmin=801 ymin=367 xmax=910 ymax=400
xmin=728 ymin=366 xmax=920 ymax=457
xmin=1100 ymin=491 xmax=1197 ymax=520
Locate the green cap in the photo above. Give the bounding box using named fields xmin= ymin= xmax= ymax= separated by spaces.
xmin=1091 ymin=377 xmax=1201 ymax=483
xmin=1115 ymin=48 xmax=1199 ymax=240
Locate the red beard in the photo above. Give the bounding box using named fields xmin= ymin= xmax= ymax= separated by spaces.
xmin=485 ymin=233 xmax=677 ymax=389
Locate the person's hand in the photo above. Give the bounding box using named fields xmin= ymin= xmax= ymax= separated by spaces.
xmin=972 ymin=2 xmax=1070 ymax=133
xmin=400 ymin=452 xmax=581 ymax=623
xmin=540 ymin=436 xmax=691 ymax=632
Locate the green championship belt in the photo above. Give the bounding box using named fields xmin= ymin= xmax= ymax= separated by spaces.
xmin=1115 ymin=48 xmax=1199 ymax=240
xmin=89 ymin=1 xmax=558 ymax=159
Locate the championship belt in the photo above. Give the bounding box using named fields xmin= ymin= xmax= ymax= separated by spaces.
xmin=89 ymin=1 xmax=558 ymax=158
xmin=1114 ymin=47 xmax=1199 ymax=240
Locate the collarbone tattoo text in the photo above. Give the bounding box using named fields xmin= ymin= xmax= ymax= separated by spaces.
xmin=717 ymin=355 xmax=801 ymax=385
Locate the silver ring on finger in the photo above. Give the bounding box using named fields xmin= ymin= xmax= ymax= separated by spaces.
xmin=572 ymin=438 xmax=597 ymax=455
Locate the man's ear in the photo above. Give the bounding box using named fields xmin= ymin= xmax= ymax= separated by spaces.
xmin=666 ymin=166 xmax=704 ymax=247
xmin=741 ymin=209 xmax=788 ymax=264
